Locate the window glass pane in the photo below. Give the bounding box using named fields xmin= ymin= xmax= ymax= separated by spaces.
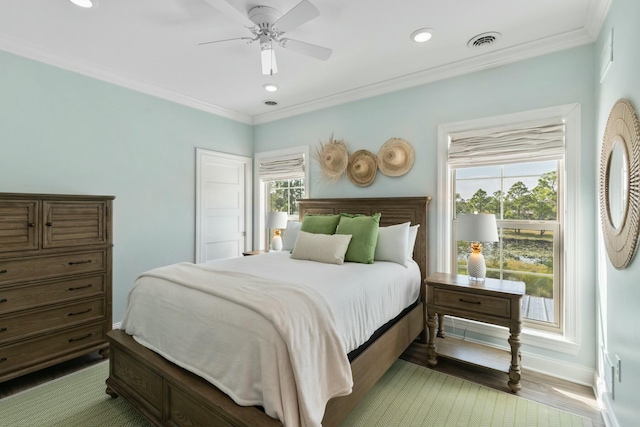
xmin=268 ymin=179 xmax=304 ymax=217
xmin=456 ymin=165 xmax=502 ymax=179
xmin=503 ymin=160 xmax=557 ymax=177
xmin=456 ymin=226 xmax=555 ymax=324
xmin=455 ymin=178 xmax=501 ymax=216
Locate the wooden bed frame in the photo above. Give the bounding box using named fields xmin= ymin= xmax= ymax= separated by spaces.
xmin=105 ymin=196 xmax=431 ymax=427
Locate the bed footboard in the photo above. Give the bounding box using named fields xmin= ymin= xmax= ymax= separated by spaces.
xmin=106 ymin=302 xmax=422 ymax=427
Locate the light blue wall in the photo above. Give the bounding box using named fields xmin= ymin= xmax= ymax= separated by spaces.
xmin=255 ymin=45 xmax=598 ymax=371
xmin=0 ymin=51 xmax=253 ymax=322
xmin=595 ymin=0 xmax=640 ymax=425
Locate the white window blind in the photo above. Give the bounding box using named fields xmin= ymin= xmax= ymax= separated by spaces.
xmin=448 ymin=118 xmax=565 ymax=167
xmin=258 ymin=153 xmax=305 ymax=181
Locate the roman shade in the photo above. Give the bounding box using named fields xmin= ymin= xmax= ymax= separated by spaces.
xmin=258 ymin=152 xmax=305 ymax=180
xmin=448 ymin=118 xmax=565 ymax=168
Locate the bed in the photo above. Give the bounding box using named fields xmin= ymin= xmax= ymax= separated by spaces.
xmin=105 ymin=197 xmax=431 ymax=427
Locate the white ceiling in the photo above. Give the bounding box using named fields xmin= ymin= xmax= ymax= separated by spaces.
xmin=0 ymin=0 xmax=609 ymax=124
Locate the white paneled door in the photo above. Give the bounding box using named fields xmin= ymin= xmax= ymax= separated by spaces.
xmin=196 ymin=149 xmax=252 ymax=263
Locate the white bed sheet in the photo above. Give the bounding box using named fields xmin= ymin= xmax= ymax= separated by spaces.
xmin=120 ymin=252 xmax=420 ymax=426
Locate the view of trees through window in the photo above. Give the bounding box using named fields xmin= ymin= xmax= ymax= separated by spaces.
xmin=455 ymin=160 xmax=559 ymax=325
xmin=268 ymin=179 xmax=304 ymax=217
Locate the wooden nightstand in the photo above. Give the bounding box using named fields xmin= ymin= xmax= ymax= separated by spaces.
xmin=425 ymin=272 xmax=525 ymax=392
xmin=242 ymin=250 xmax=270 ymax=256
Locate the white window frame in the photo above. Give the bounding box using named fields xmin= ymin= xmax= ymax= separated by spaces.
xmin=437 ymin=104 xmax=581 ymax=354
xmin=254 ymin=146 xmax=309 ymax=251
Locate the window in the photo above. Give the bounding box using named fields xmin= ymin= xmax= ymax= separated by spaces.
xmin=255 ymin=147 xmax=309 ymax=250
xmin=437 ymin=104 xmax=581 ymax=349
xmin=455 ymin=161 xmax=561 ymax=331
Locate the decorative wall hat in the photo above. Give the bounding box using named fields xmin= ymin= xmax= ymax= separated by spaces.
xmin=377 ymin=137 xmax=415 ymax=177
xmin=315 ymin=133 xmax=349 ymax=182
xmin=347 ymin=150 xmax=377 ymax=187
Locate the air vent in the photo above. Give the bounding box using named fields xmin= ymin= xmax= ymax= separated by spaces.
xmin=467 ymin=32 xmax=501 ymax=49
xmin=264 ymin=100 xmax=278 ymax=106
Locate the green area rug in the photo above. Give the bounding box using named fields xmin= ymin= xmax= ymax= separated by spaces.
xmin=0 ymin=360 xmax=585 ymax=426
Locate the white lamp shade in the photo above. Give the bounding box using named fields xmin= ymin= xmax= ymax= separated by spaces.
xmin=457 ymin=214 xmax=499 ymax=242
xmin=266 ymin=211 xmax=288 ymax=230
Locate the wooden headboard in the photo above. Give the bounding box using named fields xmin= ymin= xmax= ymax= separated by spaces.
xmin=298 ymin=197 xmax=431 ymax=280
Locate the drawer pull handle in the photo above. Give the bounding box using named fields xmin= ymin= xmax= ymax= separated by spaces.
xmin=69 ymin=333 xmax=93 ymax=343
xmin=46 ymin=222 xmax=53 ymax=227
xmin=69 ymin=284 xmax=93 ymax=291
xmin=0 ymin=327 xmax=6 ymax=333
xmin=68 ymin=308 xmax=93 ymax=317
xmin=68 ymin=260 xmax=92 ymax=266
xmin=0 ymin=357 xmax=6 ymax=363
xmin=459 ymin=298 xmax=481 ymax=305
xmin=0 ymin=270 xmax=7 ymax=274
xmin=0 ymin=299 xmax=6 ymax=303
xmin=27 ymin=222 xmax=35 ymax=227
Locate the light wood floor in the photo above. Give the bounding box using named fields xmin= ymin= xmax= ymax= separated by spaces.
xmin=401 ymin=342 xmax=605 ymax=427
xmin=1 ymin=346 xmax=604 ymax=427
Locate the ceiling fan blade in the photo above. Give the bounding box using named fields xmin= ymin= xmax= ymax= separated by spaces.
xmin=280 ymin=38 xmax=332 ymax=61
xmin=272 ymin=0 xmax=320 ymax=33
xmin=201 ymin=0 xmax=254 ymax=27
xmin=198 ymin=37 xmax=255 ymax=46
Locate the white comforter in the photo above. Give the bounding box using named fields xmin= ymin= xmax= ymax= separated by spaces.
xmin=120 ymin=252 xmax=421 ymax=427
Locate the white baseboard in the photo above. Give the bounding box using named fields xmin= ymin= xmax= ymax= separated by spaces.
xmin=112 ymin=322 xmax=121 ymax=330
xmin=594 ymin=372 xmax=620 ymax=427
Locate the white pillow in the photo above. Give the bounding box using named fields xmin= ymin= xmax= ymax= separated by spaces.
xmin=290 ymin=230 xmax=352 ymax=265
xmin=374 ymin=222 xmax=410 ymax=267
xmin=282 ymin=221 xmax=301 ymax=251
xmin=407 ymin=224 xmax=420 ymax=260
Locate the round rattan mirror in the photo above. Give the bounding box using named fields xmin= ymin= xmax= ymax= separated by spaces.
xmin=599 ymin=99 xmax=640 ymax=269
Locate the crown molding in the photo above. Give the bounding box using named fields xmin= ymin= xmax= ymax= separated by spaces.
xmin=253 ymin=28 xmax=596 ymax=125
xmin=0 ymin=35 xmax=253 ymax=125
xmin=585 ymin=0 xmax=612 ymax=39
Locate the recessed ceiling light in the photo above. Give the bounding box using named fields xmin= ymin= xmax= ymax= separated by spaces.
xmin=68 ymin=0 xmax=94 ymax=8
xmin=263 ymin=83 xmax=279 ymax=92
xmin=411 ymin=28 xmax=433 ymax=43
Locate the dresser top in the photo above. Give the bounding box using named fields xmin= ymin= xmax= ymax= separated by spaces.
xmin=0 ymin=193 xmax=114 ymax=201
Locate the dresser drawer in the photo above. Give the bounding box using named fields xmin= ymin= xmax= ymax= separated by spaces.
xmin=0 ymin=298 xmax=104 ymax=343
xmin=0 ymin=251 xmax=105 ymax=285
xmin=0 ymin=323 xmax=105 ymax=376
xmin=0 ymin=274 xmax=104 ymax=315
xmin=433 ymin=288 xmax=511 ymax=318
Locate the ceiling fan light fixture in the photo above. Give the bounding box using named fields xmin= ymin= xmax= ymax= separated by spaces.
xmin=68 ymin=0 xmax=95 ymax=8
xmin=261 ymin=46 xmax=278 ymax=76
xmin=411 ymin=28 xmax=433 ymax=43
xmin=263 ymin=83 xmax=279 ymax=92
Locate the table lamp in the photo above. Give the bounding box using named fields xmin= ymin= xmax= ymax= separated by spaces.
xmin=266 ymin=211 xmax=288 ymax=251
xmin=457 ymin=213 xmax=499 ymax=280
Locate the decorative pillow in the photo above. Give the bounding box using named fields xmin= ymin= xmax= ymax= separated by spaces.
xmin=290 ymin=231 xmax=352 ymax=265
xmin=374 ymin=222 xmax=410 ymax=266
xmin=282 ymin=221 xmax=301 ymax=251
xmin=300 ymin=214 xmax=341 ymax=235
xmin=407 ymin=224 xmax=420 ymax=260
xmin=335 ymin=213 xmax=381 ymax=264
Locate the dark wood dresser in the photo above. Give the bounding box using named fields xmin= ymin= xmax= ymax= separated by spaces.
xmin=0 ymin=193 xmax=113 ymax=382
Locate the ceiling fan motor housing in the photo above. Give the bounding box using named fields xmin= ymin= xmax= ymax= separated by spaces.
xmin=249 ymin=6 xmax=282 ymax=27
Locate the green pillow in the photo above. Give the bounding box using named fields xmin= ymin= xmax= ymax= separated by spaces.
xmin=300 ymin=213 xmax=341 ymax=235
xmin=336 ymin=213 xmax=381 ymax=264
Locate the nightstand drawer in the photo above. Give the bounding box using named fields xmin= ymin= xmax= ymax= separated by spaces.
xmin=433 ymin=288 xmax=511 ymax=318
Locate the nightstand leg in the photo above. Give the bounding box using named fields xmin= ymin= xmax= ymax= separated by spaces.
xmin=507 ymin=323 xmax=522 ymax=392
xmin=426 ymin=311 xmax=438 ymax=367
xmin=437 ymin=313 xmax=446 ymax=338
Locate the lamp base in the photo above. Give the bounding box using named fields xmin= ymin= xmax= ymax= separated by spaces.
xmin=271 ymin=234 xmax=283 ymax=251
xmin=467 ymin=251 xmax=486 ymax=280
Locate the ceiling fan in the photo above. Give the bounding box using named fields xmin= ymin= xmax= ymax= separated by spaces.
xmin=200 ymin=0 xmax=332 ymax=76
